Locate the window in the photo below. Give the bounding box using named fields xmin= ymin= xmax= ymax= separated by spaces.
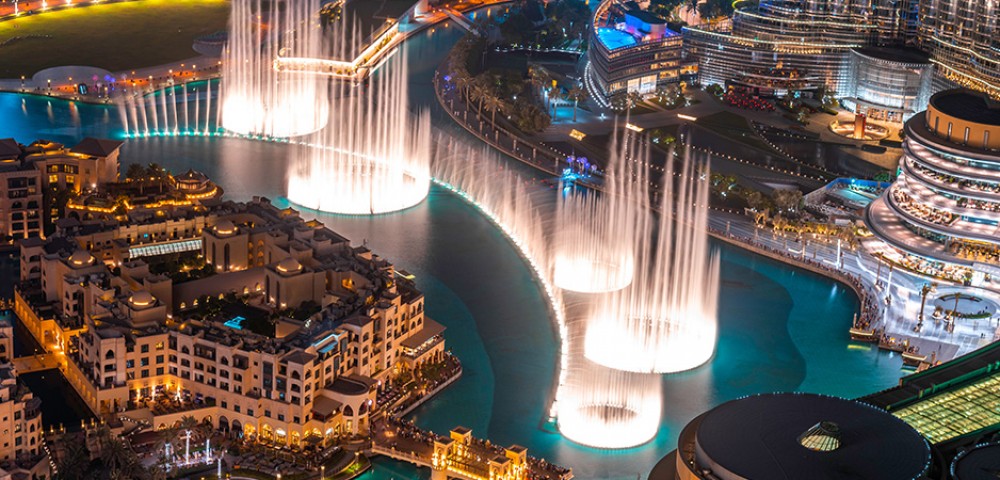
xmin=156 ymin=367 xmax=164 ymax=375
xmin=141 ymin=344 xmax=149 ymax=353
xmin=140 ymin=358 xmax=149 ymax=367
xmin=141 ymin=369 xmax=149 ymax=378
xmin=156 ymin=355 xmax=164 ymax=364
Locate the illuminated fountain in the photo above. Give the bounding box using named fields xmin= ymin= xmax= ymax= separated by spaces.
xmin=287 ymin=52 xmax=431 ymax=214
xmin=552 ymin=135 xmax=645 ymax=293
xmin=220 ymin=0 xmax=329 ymax=137
xmin=556 ymin=357 xmax=661 ymax=449
xmin=584 ymin=145 xmax=720 ymax=374
xmin=118 ymin=82 xmax=221 ymax=138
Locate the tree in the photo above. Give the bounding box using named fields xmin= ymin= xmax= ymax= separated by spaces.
xmin=772 ymin=188 xmax=803 ymax=212
xmin=566 ymin=85 xmax=587 ymax=122
xmin=746 ymin=190 xmax=768 ymax=211
xmin=482 ymin=92 xmax=505 ymax=125
xmin=125 ymin=163 xmax=146 ymax=181
xmin=547 ymin=88 xmax=564 ymax=117
xmin=56 ymin=441 xmax=89 ymax=480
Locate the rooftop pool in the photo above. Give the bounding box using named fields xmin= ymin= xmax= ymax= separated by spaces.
xmin=597 ymin=27 xmax=637 ymax=50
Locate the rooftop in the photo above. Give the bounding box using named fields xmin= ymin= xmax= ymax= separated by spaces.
xmin=853 ymin=46 xmax=930 ymax=64
xmin=930 ymin=90 xmax=1000 ymax=126
xmin=69 ymin=137 xmax=124 ymax=157
xmin=694 ymin=393 xmax=930 ymax=480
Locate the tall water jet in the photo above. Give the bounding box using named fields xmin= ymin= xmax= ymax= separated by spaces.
xmin=287 ymin=52 xmax=431 ymax=214
xmin=583 ymin=144 xmax=720 ymax=374
xmin=552 ymin=134 xmax=645 ymax=293
xmin=220 ymin=0 xmax=329 ymax=137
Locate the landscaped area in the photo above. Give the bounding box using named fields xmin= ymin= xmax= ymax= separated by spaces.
xmin=0 ymin=0 xmax=230 ymax=77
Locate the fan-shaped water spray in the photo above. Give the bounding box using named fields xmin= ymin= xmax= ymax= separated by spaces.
xmin=552 ymin=135 xmax=646 ymax=293
xmin=286 ymin=52 xmax=431 ymax=215
xmin=220 ymin=0 xmax=329 ymax=137
xmin=583 ymin=144 xmax=720 ymax=374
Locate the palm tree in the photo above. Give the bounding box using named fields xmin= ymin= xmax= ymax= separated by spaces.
xmin=471 ymin=84 xmax=491 ymax=117
xmin=125 ymin=163 xmax=146 ymax=182
xmin=626 ymin=91 xmax=643 ymax=112
xmin=56 ymin=441 xmax=90 ymax=480
xmin=453 ymin=70 xmax=474 ymax=104
xmin=482 ymin=93 xmax=505 ymax=125
xmin=566 ymin=85 xmax=587 ymax=122
xmin=547 ymin=88 xmax=564 ymax=117
xmin=528 ymin=66 xmax=551 ymax=104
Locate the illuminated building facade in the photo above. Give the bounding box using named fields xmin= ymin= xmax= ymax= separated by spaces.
xmin=586 ymin=0 xmax=696 ymax=101
xmin=14 ymin=195 xmax=445 ymax=446
xmin=865 ymin=90 xmax=1000 ymax=286
xmin=843 ymin=47 xmax=935 ymax=123
xmin=916 ymin=0 xmax=999 ymax=99
xmin=683 ymin=0 xmax=999 ymax=110
xmin=0 ymin=138 xmax=121 ymax=240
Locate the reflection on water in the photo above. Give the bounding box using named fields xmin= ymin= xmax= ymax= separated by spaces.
xmin=0 ymin=23 xmax=907 ymax=479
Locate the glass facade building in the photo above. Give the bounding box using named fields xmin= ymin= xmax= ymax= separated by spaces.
xmin=916 ymin=0 xmax=1000 ymax=99
xmin=843 ymin=47 xmax=935 ymax=123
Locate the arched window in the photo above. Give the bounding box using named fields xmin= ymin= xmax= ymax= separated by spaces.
xmin=105 ymin=350 xmax=115 ymax=359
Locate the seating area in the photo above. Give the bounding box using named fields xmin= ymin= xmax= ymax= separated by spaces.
xmin=891 ymin=188 xmax=956 ymax=226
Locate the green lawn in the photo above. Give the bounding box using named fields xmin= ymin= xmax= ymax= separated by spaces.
xmin=0 ymin=0 xmax=229 ymax=78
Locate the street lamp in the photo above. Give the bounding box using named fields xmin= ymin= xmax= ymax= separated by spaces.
xmin=320 ymin=465 xmax=325 ymax=479
xmin=916 ymin=283 xmax=937 ymax=332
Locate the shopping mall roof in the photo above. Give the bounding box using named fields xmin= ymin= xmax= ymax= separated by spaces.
xmin=853 ymin=46 xmax=930 ymax=65
xmin=694 ymin=393 xmax=930 ymax=480
xmin=862 ymin=340 xmax=1000 ymax=446
xmin=930 ymin=90 xmax=1000 ymax=126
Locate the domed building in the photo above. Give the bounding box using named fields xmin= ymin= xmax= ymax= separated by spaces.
xmin=865 ymin=89 xmax=1000 ymax=287
xmin=649 ymin=393 xmax=931 ymax=480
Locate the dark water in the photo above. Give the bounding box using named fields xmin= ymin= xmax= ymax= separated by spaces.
xmin=0 ymin=19 xmax=907 ymax=479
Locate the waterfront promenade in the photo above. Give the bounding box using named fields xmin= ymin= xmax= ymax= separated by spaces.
xmin=432 ymin=64 xmax=1000 ymax=366
xmin=371 ymin=417 xmax=572 ymax=480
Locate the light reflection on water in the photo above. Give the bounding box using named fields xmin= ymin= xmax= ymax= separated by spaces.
xmin=0 ymin=22 xmax=907 ymax=479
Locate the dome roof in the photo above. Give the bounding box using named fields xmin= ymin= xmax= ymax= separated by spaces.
xmin=214 ymin=219 xmax=237 ymax=236
xmin=129 ymin=291 xmax=156 ymax=309
xmin=68 ymin=249 xmax=94 ymax=267
xmin=276 ymin=257 xmax=302 ymax=275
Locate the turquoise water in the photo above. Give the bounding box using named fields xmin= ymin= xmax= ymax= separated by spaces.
xmin=596 ymin=27 xmax=637 ymax=50
xmin=0 ymin=22 xmax=907 ymax=480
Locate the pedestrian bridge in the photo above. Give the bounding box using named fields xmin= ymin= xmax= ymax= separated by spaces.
xmin=12 ymin=353 xmax=60 ymax=374
xmin=371 ymin=420 xmax=572 ymax=480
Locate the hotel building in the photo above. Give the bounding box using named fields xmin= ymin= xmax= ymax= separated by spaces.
xmin=0 ymin=138 xmax=122 ymax=240
xmin=865 ymin=89 xmax=1000 ymax=286
xmin=585 ymin=0 xmax=696 ymax=101
xmin=14 ymin=178 xmax=446 ymax=446
xmin=0 ymin=363 xmax=47 ymax=479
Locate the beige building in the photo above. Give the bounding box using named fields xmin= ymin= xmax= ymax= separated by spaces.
xmin=16 ymin=196 xmax=445 ymax=447
xmin=0 ymin=137 xmax=122 ymax=241
xmin=0 ymin=364 xmax=47 ymax=479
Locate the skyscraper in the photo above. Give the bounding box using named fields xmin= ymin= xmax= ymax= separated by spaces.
xmin=916 ymin=0 xmax=1000 ymax=98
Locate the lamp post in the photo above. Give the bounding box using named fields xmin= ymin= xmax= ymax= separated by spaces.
xmin=917 ymin=283 xmax=937 ymax=332
xmin=320 ymin=465 xmax=325 ymax=479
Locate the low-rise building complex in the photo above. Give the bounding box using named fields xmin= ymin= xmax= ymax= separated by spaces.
xmin=14 ymin=168 xmax=447 ymax=447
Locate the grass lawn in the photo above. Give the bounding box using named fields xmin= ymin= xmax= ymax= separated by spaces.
xmin=0 ymin=0 xmax=229 ymax=78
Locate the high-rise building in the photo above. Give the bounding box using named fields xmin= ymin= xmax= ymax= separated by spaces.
xmin=916 ymin=0 xmax=1000 ymax=98
xmin=681 ymin=0 xmax=1000 ymax=117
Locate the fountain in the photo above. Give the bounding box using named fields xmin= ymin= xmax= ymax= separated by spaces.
xmin=287 ymin=52 xmax=431 ymax=215
xmin=583 ymin=144 xmax=720 ymax=374
xmin=220 ymin=0 xmax=329 ymax=137
xmin=552 ymin=134 xmax=645 ymax=293
xmin=555 ymin=358 xmax=661 ymax=449
xmin=118 ymin=81 xmax=222 ymax=138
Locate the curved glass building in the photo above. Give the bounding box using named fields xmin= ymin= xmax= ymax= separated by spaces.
xmin=865 ymin=89 xmax=1000 ymax=286
xmin=682 ymin=0 xmax=912 ymax=97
